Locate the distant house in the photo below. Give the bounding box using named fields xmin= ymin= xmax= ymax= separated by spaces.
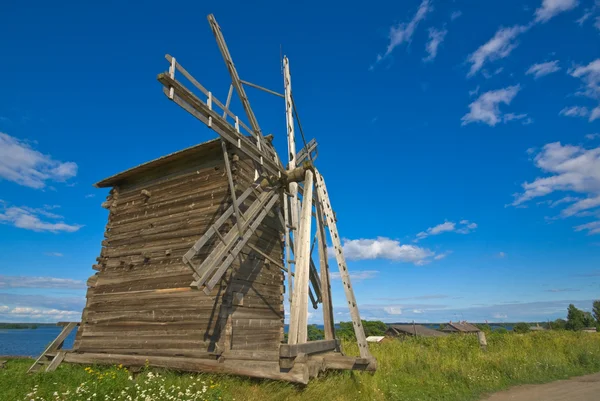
xmin=386 ymin=324 xmax=448 ymax=338
xmin=529 ymin=324 xmax=546 ymax=331
xmin=442 ymin=321 xmax=480 ymax=334
xmin=582 ymin=327 xmax=598 ymax=333
xmin=366 ymin=336 xmax=386 ymax=343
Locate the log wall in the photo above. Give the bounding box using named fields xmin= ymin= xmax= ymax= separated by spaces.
xmin=75 ymin=140 xmax=284 ymax=358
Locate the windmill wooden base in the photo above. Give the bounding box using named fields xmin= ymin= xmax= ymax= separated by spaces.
xmin=30 ymin=14 xmax=376 ymax=382
xmin=52 ymin=347 xmax=375 ymax=384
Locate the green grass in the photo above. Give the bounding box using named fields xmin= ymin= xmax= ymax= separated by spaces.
xmin=2 ymin=331 xmax=600 ymax=401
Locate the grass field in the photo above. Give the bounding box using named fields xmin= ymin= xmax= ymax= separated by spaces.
xmin=2 ymin=331 xmax=600 ymax=401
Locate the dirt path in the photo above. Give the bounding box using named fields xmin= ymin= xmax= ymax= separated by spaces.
xmin=482 ymin=372 xmax=600 ymax=401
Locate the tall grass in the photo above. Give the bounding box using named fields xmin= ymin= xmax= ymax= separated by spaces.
xmin=2 ymin=331 xmax=600 ymax=401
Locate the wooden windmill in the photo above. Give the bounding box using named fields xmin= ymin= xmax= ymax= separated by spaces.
xmin=28 ymin=14 xmax=375 ymax=383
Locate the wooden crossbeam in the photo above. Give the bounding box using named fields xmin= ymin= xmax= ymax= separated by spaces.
xmin=279 ymin=339 xmax=339 ymax=358
xmin=296 ymin=138 xmax=317 ymax=164
xmin=314 ymin=169 xmax=372 ymax=359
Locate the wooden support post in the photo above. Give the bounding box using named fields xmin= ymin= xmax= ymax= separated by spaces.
xmin=283 ymin=194 xmax=293 ymax=305
xmin=314 ymin=169 xmax=372 ymax=359
xmin=316 ymin=200 xmax=335 ymax=341
xmin=283 ymin=57 xmax=301 ymax=309
xmin=478 ymin=331 xmax=488 ymax=351
xmin=288 ymin=170 xmax=314 ymax=345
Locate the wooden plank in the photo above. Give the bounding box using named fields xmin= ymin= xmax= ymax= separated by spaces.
xmin=279 ymin=339 xmax=339 ymax=358
xmin=45 ymin=351 xmax=66 ymax=372
xmin=63 ymin=352 xmax=309 ymax=384
xmin=288 ymin=171 xmax=313 ymax=344
xmin=321 ymin=354 xmax=376 ymax=371
xmin=314 ymin=169 xmax=372 ymax=360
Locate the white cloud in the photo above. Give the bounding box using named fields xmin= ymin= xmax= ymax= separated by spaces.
xmin=423 ymin=27 xmax=448 ymax=62
xmin=586 ymin=133 xmax=600 ymax=140
xmin=591 ymin=106 xmax=600 ymax=121
xmin=0 ymin=305 xmax=9 ymax=312
xmin=384 ymin=306 xmax=403 ymax=315
xmin=374 ymin=0 xmax=432 ymax=64
xmin=5 ymin=306 xmax=81 ymax=321
xmin=416 ymin=221 xmax=455 ymax=240
xmin=569 ymin=59 xmax=600 ymax=100
xmin=497 ymin=252 xmax=507 ymax=258
xmin=559 ymin=105 xmax=589 ymax=118
xmin=503 ymin=113 xmax=532 ymax=124
xmin=0 ymin=132 xmax=77 ymax=189
xmin=469 ymin=86 xmax=480 ymax=97
xmin=526 ymin=60 xmax=561 ymax=79
xmin=461 ymin=85 xmax=522 ymax=126
xmin=0 ymin=201 xmax=82 ymax=233
xmin=466 ymin=25 xmax=527 ymax=77
xmin=493 ymin=313 xmax=508 ymax=319
xmin=416 ymin=220 xmax=477 ymax=241
xmin=576 ymin=9 xmax=593 ymax=25
xmin=332 ymin=237 xmax=436 ymax=265
xmin=330 ymin=270 xmax=379 ymax=281
xmin=450 ymin=11 xmax=462 ymax=21
xmin=575 ymin=220 xmax=600 ymax=235
xmin=595 ymin=15 xmax=600 ymax=30
xmin=85 ymin=194 xmax=95 ymax=199
xmin=535 ymin=0 xmax=580 ymax=23
xmin=512 ymin=142 xmax=600 ymax=234
xmin=433 ymin=252 xmax=451 ymax=261
xmin=44 ymin=252 xmax=64 ymax=257
xmin=0 ymin=275 xmax=85 ymax=289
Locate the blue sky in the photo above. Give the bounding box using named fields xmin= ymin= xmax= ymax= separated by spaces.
xmin=0 ymin=0 xmax=599 ymax=324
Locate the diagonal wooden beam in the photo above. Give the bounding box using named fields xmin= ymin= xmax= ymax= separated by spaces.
xmin=207 ymin=14 xmax=265 ymax=148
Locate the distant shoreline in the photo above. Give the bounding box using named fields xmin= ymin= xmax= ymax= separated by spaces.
xmin=0 ymin=323 xmax=57 ymax=330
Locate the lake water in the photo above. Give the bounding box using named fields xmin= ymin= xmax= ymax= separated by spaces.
xmin=0 ymin=327 xmax=76 ymax=357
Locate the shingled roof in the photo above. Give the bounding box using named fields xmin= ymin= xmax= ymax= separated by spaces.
xmin=386 ymin=324 xmax=448 ymax=337
xmin=442 ymin=321 xmax=480 ymax=333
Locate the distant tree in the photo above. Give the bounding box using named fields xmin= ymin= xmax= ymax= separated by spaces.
xmin=476 ymin=324 xmax=491 ymax=333
xmin=363 ymin=320 xmax=387 ymax=337
xmin=566 ymin=304 xmax=593 ymax=331
xmin=307 ymin=325 xmax=325 ymax=341
xmin=495 ymin=327 xmax=508 ymax=334
xmin=438 ymin=323 xmax=446 ymax=331
xmin=551 ymin=318 xmax=567 ymax=330
xmin=513 ymin=323 xmax=530 ymax=333
xmin=593 ymin=300 xmax=600 ymax=325
xmin=335 ymin=320 xmax=387 ymax=340
xmin=336 ymin=321 xmax=355 ymax=340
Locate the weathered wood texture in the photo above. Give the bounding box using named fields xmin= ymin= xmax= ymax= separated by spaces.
xmin=75 ymin=140 xmax=284 ymax=359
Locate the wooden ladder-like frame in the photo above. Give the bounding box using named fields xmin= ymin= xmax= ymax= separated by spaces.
xmin=27 ymin=322 xmax=79 ymax=373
